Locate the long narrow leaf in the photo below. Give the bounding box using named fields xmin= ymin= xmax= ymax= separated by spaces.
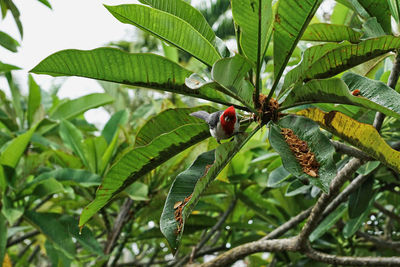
xmin=30 ymin=48 xmax=231 ymax=106
xmin=301 ymin=23 xmax=362 ymax=43
xmin=298 ymin=108 xmax=400 ymax=173
xmin=105 ymin=4 xmax=221 ymax=66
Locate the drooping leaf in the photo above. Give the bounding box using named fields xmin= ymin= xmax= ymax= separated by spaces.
xmin=6 ymin=0 xmax=22 ymax=37
xmin=269 ymin=115 xmax=337 ymax=193
xmin=1 ymin=195 xmax=23 ymax=225
xmin=310 ymin=203 xmax=347 ymax=242
xmin=282 ymin=36 xmax=400 ymax=92
xmin=27 ymin=75 xmax=41 ymax=127
xmin=135 ymin=106 xmax=217 ymax=147
xmin=139 ymin=0 xmax=215 ymax=44
xmin=37 ymin=0 xmax=52 ymax=9
xmin=50 ymin=93 xmax=114 ymax=120
xmin=161 ymin=129 xmax=257 ymax=252
xmin=298 ymin=108 xmax=400 ymax=174
xmin=0 ymin=31 xmax=19 ymax=52
xmin=343 ymin=193 xmax=376 ymax=238
xmin=30 ymin=48 xmax=231 ymax=106
xmin=211 ymin=55 xmax=255 ymax=111
xmin=231 ymin=0 xmax=273 ymax=63
xmin=301 ymin=23 xmax=362 ymax=43
xmin=273 ymin=0 xmax=322 ymax=88
xmin=179 ymin=130 xmax=258 ymax=249
xmin=21 ymin=169 xmax=101 ymax=196
xmin=101 ymin=110 xmax=128 ymax=144
xmin=348 ymin=176 xmax=374 ymax=219
xmin=160 ymin=150 xmax=215 ymax=251
xmin=284 ymin=180 xmax=311 ymax=197
xmin=281 ymin=77 xmax=400 ymax=120
xmin=24 ymin=211 xmax=75 ymax=259
xmin=0 ymin=123 xmax=38 ymax=168
xmin=267 ymin=165 xmax=291 ymax=188
xmin=59 ymin=120 xmax=88 ymax=168
xmin=105 ymin=4 xmax=221 ymax=66
xmin=79 ymin=109 xmax=213 ymax=227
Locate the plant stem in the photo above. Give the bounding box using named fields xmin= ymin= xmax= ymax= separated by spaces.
xmin=255 ymin=0 xmax=263 ymax=108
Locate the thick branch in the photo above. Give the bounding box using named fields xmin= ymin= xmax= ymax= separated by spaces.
xmin=304 ymin=242 xmax=400 ymax=266
xmin=7 ymin=230 xmax=40 ymax=247
xmin=298 ymin=158 xmax=364 ymax=244
xmin=199 ymin=237 xmax=299 ymax=267
xmin=104 ymin=198 xmax=134 ymax=255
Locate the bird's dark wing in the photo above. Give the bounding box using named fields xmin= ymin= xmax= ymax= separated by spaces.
xmin=208 ymin=111 xmax=223 ymax=129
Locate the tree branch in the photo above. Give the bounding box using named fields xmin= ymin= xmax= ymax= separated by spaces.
xmin=297 ymin=158 xmax=364 ymax=244
xmin=374 ymin=202 xmax=400 ymax=224
xmin=7 ymin=230 xmax=40 ymax=247
xmin=199 ymin=237 xmax=299 ymax=267
xmin=304 ymin=242 xmax=400 ymax=266
xmin=356 ymin=231 xmax=400 ymax=253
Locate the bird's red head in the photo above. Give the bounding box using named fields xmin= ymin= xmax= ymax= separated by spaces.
xmin=220 ymin=106 xmax=236 ymax=135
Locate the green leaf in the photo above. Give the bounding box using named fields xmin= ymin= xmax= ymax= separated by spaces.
xmin=6 ymin=0 xmax=23 ymax=37
xmin=231 ymin=0 xmax=273 ymax=63
xmin=348 ymin=177 xmax=374 ymax=219
xmin=343 ymin=194 xmax=376 ymax=238
xmin=301 ymin=23 xmax=362 ymax=43
xmin=45 ymin=240 xmax=71 ymax=267
xmin=139 ymin=0 xmax=215 ymax=44
xmin=267 ymin=165 xmax=291 ymax=188
xmin=388 ymin=0 xmax=400 ymax=23
xmin=0 ymin=214 xmax=6 ymax=266
xmin=281 ymin=77 xmax=400 ymax=120
xmin=211 ymin=55 xmax=255 ymax=111
xmin=24 ymin=211 xmax=75 ymax=259
xmin=273 ymin=0 xmax=322 ymax=88
xmin=159 ymin=150 xmax=215 ymax=250
xmin=0 ymin=123 xmax=38 ymax=168
xmin=30 ymin=48 xmax=230 ymax=106
xmin=310 ymin=203 xmax=347 ymax=242
xmin=101 ymin=110 xmax=128 ymax=144
xmin=79 ymin=109 xmax=212 ymax=227
xmin=83 ymin=137 xmax=107 ymax=174
xmin=0 ymin=61 xmax=20 ymax=73
xmin=105 ymin=4 xmax=221 ymax=66
xmin=282 ymin=36 xmax=400 ymax=92
xmin=362 ymin=17 xmax=386 ymax=38
xmin=59 ymin=120 xmax=88 ymax=168
xmin=50 ymin=93 xmax=114 ymax=120
xmin=37 ymin=0 xmax=52 ymax=9
xmin=358 ymin=0 xmax=391 ymax=34
xmin=285 ymin=180 xmax=310 ymax=197
xmin=27 ymin=75 xmax=41 ymax=127
xmin=161 ymin=129 xmax=256 ymax=252
xmin=269 ymin=115 xmax=337 ymax=193
xmin=356 ymin=161 xmax=380 ymax=175
xmin=0 ymin=31 xmax=19 ymax=52
xmin=135 ymin=106 xmax=217 ymax=147
xmin=21 ymin=169 xmax=101 ymax=196
xmin=298 ymin=108 xmax=400 ymax=174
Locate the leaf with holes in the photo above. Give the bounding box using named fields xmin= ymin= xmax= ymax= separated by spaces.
xmin=298 ymin=108 xmax=400 ymax=174
xmin=269 ymin=115 xmax=336 ymax=193
xmin=105 ymin=4 xmax=221 ymax=66
xmin=30 ymin=48 xmax=231 ymax=106
xmin=79 ymin=107 xmax=213 ymax=227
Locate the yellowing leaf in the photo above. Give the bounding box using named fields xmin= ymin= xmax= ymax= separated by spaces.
xmin=297 ymin=108 xmax=400 ymax=173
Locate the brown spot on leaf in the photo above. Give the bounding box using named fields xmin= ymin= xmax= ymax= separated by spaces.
xmin=275 ymin=13 xmax=281 ymax=24
xmin=174 ymin=201 xmax=182 ymax=209
xmin=281 ymin=128 xmax=320 ymax=177
xmin=324 ymin=111 xmax=337 ymax=126
xmin=174 ymin=193 xmax=193 ymax=235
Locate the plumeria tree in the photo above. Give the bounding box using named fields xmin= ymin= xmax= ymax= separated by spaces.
xmin=2 ymin=0 xmax=400 ymax=266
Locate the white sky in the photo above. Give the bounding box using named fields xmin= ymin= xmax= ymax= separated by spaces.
xmin=0 ymin=0 xmax=139 ymax=127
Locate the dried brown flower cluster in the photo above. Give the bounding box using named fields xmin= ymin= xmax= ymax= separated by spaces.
xmin=281 ymin=128 xmax=320 ymax=177
xmin=257 ymin=94 xmax=280 ymax=123
xmin=174 ymin=193 xmax=192 ymax=235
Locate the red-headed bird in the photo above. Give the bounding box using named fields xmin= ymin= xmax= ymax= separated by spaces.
xmin=190 ymin=106 xmax=240 ymax=144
